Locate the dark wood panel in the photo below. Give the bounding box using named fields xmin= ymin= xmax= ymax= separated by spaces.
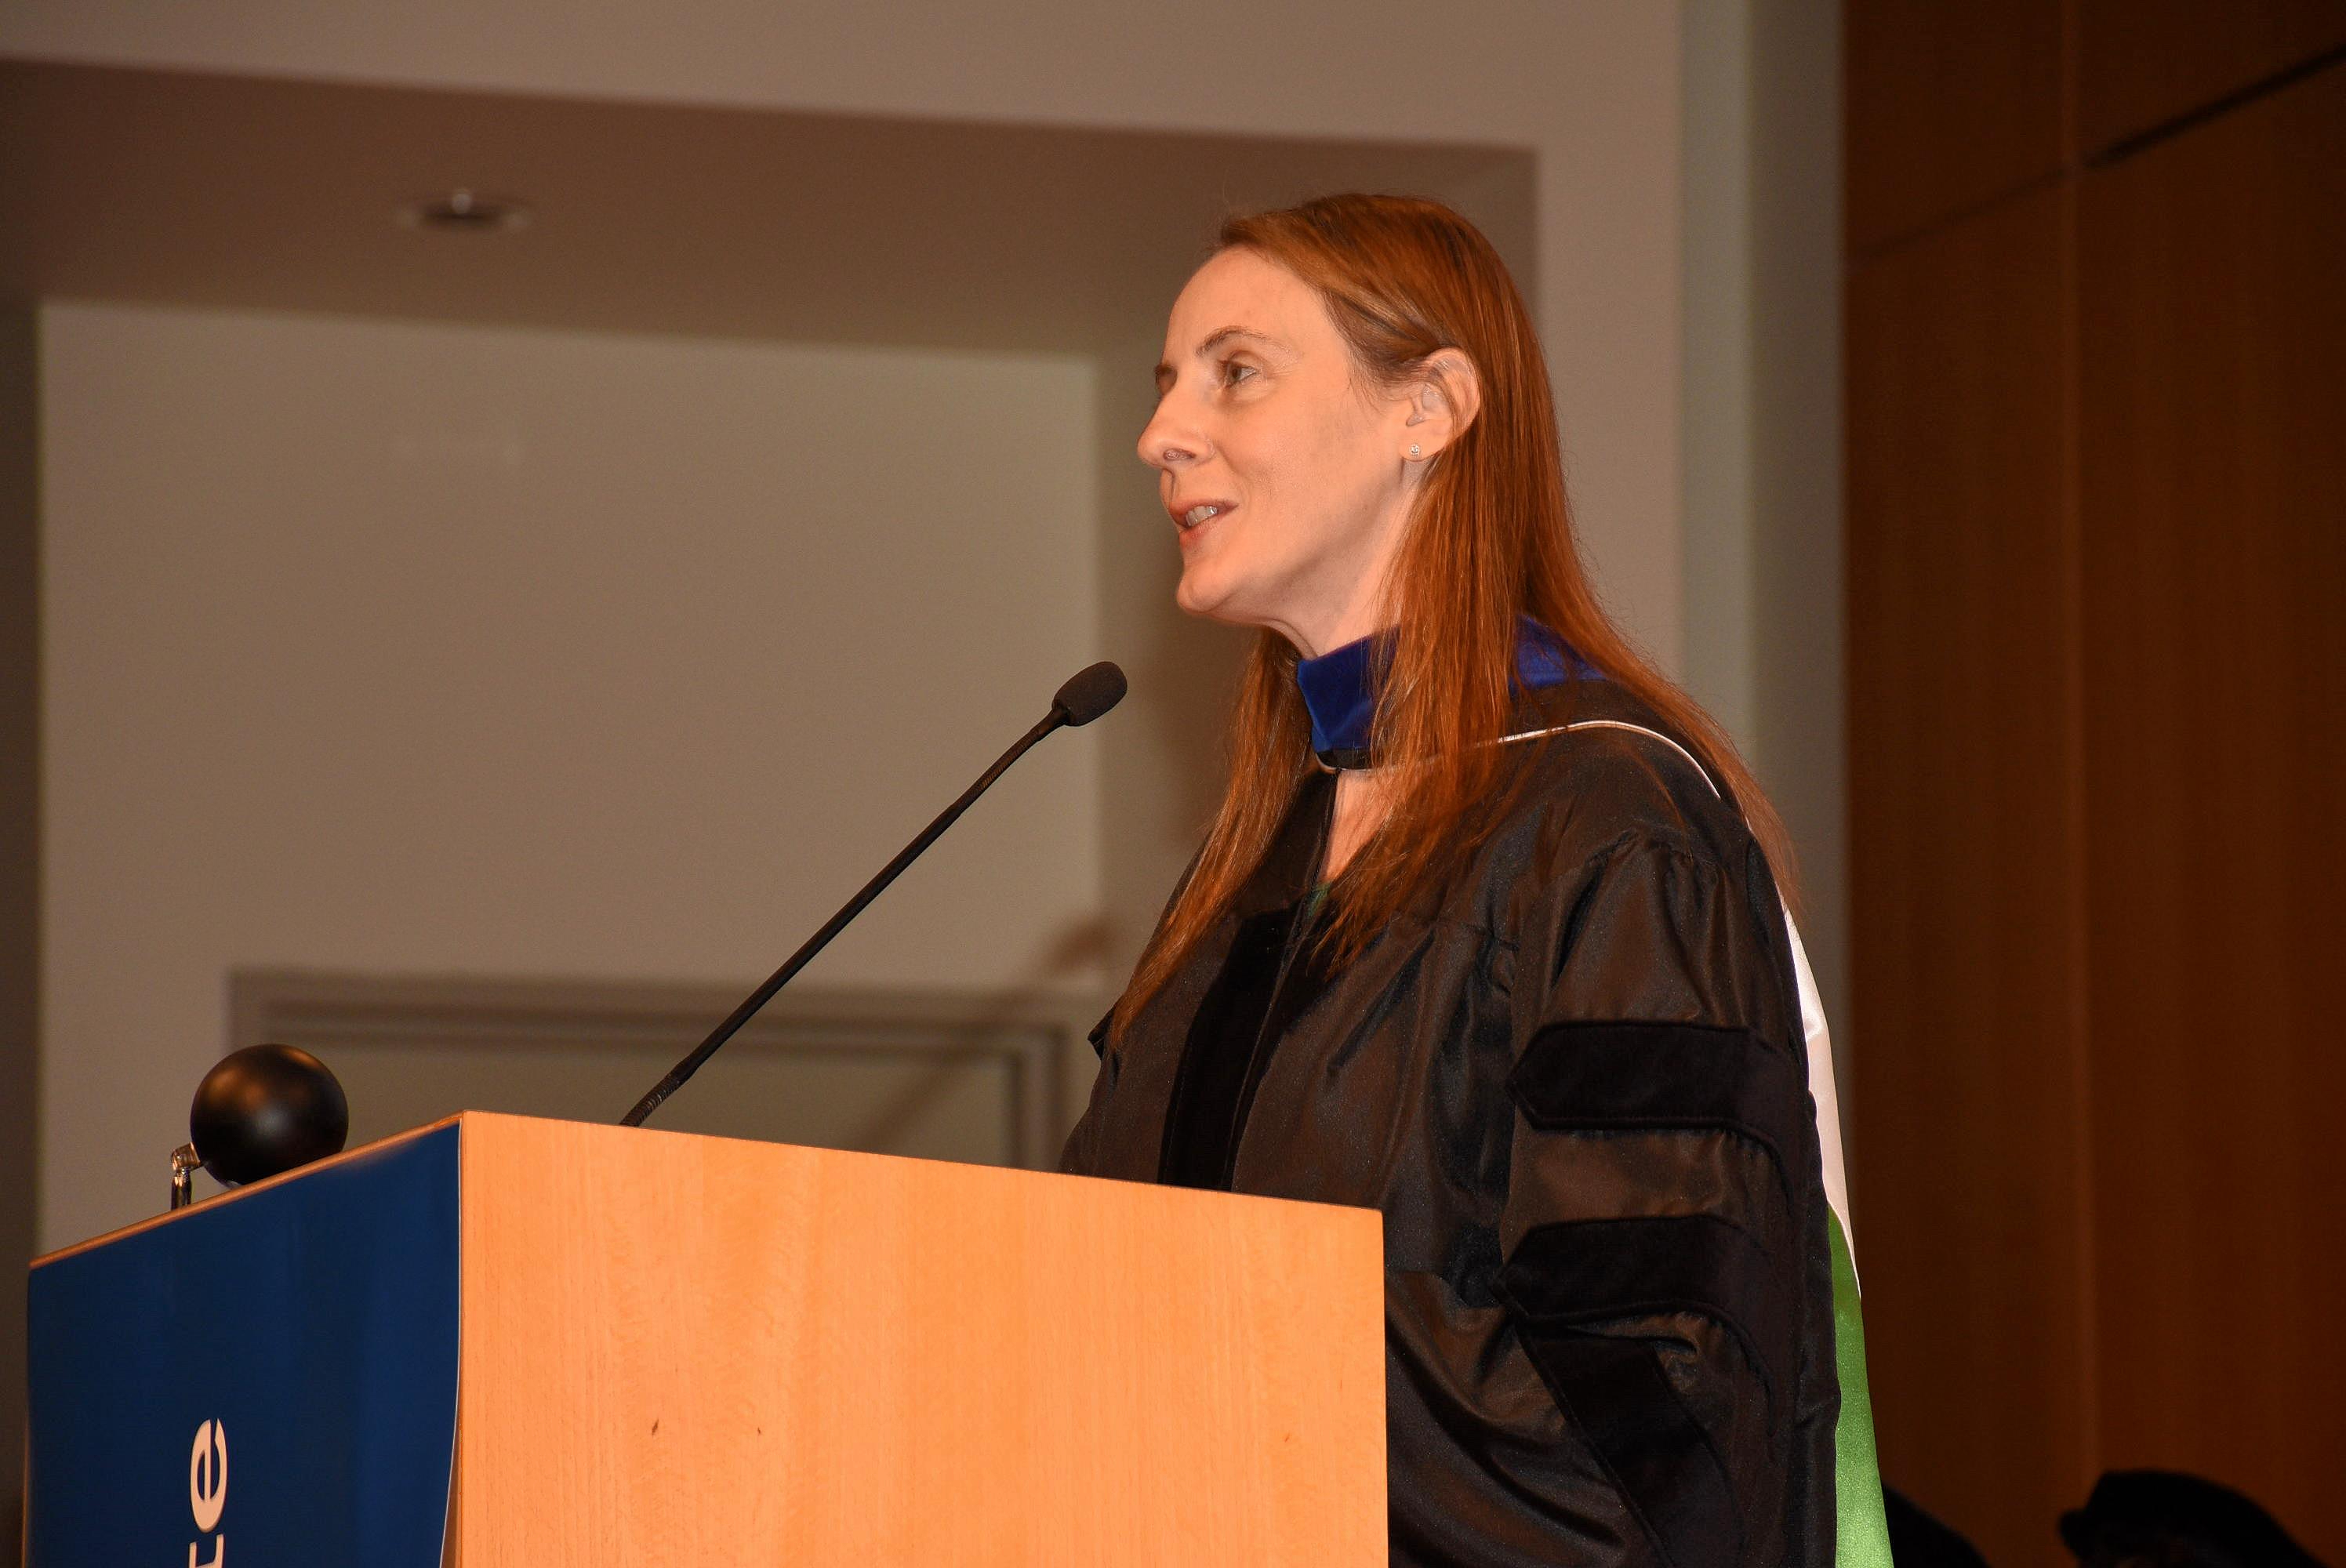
xmin=1845 ymin=0 xmax=2068 ymax=254
xmin=2078 ymin=61 xmax=2346 ymax=1564
xmin=1846 ymin=183 xmax=2090 ymax=1563
xmin=2078 ymin=0 xmax=2346 ymax=154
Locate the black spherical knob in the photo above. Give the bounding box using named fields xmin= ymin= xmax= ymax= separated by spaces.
xmin=189 ymin=1044 xmax=350 ymax=1187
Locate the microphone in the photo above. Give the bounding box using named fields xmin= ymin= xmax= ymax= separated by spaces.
xmin=172 ymin=1044 xmax=351 ymax=1208
xmin=620 ymin=660 xmax=1127 ymax=1127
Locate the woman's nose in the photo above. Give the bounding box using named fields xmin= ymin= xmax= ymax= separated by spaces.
xmin=1137 ymin=401 xmax=1205 ymax=471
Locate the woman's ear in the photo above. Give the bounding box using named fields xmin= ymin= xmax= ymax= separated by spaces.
xmin=1399 ymin=349 xmax=1484 ymax=463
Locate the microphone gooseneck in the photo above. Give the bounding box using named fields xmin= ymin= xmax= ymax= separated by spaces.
xmin=620 ymin=661 xmax=1127 ymax=1128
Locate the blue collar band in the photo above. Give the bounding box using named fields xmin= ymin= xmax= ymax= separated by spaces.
xmin=1295 ymin=617 xmax=1592 ymax=768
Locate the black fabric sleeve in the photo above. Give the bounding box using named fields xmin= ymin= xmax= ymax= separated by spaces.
xmin=1388 ymin=833 xmax=1828 ymax=1568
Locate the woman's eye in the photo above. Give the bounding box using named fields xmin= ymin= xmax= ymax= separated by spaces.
xmin=1220 ymin=360 xmax=1258 ymax=388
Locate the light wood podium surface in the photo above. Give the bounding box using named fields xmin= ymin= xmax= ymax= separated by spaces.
xmin=446 ymin=1112 xmax=1385 ymax=1566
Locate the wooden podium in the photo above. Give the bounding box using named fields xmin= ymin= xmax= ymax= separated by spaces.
xmin=26 ymin=1112 xmax=1387 ymax=1566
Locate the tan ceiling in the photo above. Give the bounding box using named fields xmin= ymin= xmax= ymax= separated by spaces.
xmin=0 ymin=58 xmax=1534 ymax=354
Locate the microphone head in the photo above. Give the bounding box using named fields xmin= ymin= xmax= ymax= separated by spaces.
xmin=1051 ymin=660 xmax=1128 ymax=727
xmin=189 ymin=1043 xmax=350 ymax=1187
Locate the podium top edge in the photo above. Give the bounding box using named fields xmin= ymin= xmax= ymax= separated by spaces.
xmin=34 ymin=1111 xmax=1386 ymax=1269
xmin=31 ymin=1112 xmax=467 ymax=1269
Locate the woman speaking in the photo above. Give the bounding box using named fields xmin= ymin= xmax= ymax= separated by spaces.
xmin=1059 ymin=194 xmax=1888 ymax=1567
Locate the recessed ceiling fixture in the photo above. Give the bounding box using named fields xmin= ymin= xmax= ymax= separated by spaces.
xmin=399 ymin=189 xmax=531 ymax=233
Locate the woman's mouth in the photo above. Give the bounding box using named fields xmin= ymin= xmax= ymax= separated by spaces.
xmin=1172 ymin=500 xmax=1236 ymax=549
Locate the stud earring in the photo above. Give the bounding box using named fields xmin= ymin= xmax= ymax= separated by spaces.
xmin=1408 ymin=444 xmax=1422 ymax=459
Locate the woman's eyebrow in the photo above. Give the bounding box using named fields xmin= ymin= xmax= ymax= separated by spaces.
xmin=1153 ymin=325 xmax=1282 ymax=392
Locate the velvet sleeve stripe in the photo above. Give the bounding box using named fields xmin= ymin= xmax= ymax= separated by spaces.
xmin=1506 ymin=1330 xmax=1744 ymax=1568
xmin=1495 ymin=1213 xmax=1792 ymax=1411
xmin=1508 ymin=1020 xmax=1809 ymax=1201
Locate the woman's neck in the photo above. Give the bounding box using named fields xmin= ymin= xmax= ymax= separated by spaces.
xmin=1321 ymin=768 xmax=1392 ymax=884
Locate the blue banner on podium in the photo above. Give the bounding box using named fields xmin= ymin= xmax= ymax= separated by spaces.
xmin=27 ymin=1123 xmax=462 ymax=1567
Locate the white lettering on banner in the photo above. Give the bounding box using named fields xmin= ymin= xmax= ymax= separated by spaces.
xmin=188 ymin=1419 xmax=227 ymax=1530
xmin=187 ymin=1418 xmax=227 ymax=1566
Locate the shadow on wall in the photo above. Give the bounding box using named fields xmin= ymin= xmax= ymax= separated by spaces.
xmin=217 ymin=909 xmax=1124 ymax=1185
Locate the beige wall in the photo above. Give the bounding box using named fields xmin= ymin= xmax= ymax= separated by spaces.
xmin=1680 ymin=0 xmax=1848 ymax=1075
xmin=0 ymin=0 xmax=1688 ymax=664
xmin=38 ymin=303 xmax=1102 ymax=1247
xmin=1743 ymin=0 xmax=1846 ymax=1080
xmin=11 ymin=2 xmax=1868 ymax=1239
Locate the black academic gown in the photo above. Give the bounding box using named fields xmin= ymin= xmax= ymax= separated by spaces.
xmin=1059 ymin=677 xmax=1840 ymax=1568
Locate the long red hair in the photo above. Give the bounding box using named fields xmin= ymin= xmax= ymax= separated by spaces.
xmin=1116 ymin=194 xmax=1796 ymax=1032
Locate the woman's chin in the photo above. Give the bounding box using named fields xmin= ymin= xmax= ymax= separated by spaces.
xmin=1173 ymin=561 xmax=1228 ymax=619
xmin=1175 ymin=564 xmax=1287 ymax=633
